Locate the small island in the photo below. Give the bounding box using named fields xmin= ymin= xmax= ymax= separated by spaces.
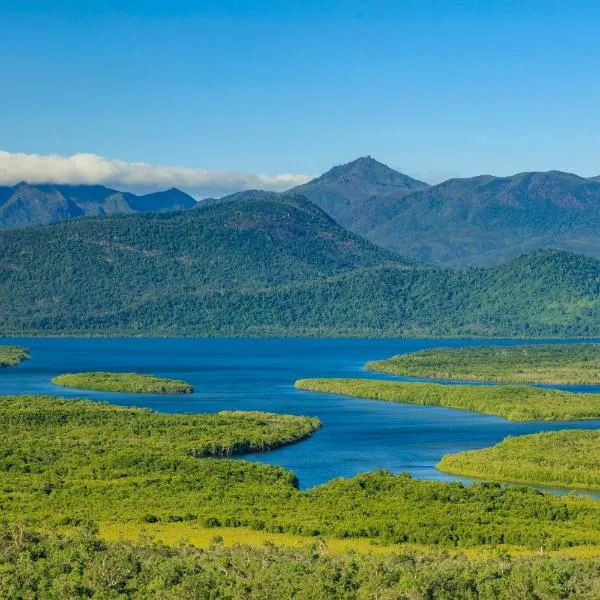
xmin=0 ymin=345 xmax=29 ymax=368
xmin=52 ymin=372 xmax=194 ymax=394
xmin=366 ymin=344 xmax=600 ymax=385
xmin=295 ymin=378 xmax=600 ymax=421
xmin=438 ymin=430 xmax=600 ymax=490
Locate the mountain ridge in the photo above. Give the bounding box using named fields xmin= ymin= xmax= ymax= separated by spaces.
xmin=4 ymin=157 xmax=600 ymax=268
xmin=291 ymin=158 xmax=600 ymax=267
xmin=366 ymin=169 xmax=600 ymax=266
xmin=0 ymin=182 xmax=196 ymax=229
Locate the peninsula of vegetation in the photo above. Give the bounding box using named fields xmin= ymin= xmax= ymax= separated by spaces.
xmin=52 ymin=372 xmax=194 ymax=394
xmin=366 ymin=344 xmax=600 ymax=384
xmin=295 ymin=378 xmax=600 ymax=421
xmin=0 ymin=345 xmax=29 ymax=367
xmin=438 ymin=429 xmax=600 ymax=490
xmin=4 ymin=394 xmax=600 ymax=553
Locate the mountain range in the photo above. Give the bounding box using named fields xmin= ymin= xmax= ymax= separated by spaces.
xmin=1 ymin=189 xmax=600 ymax=337
xmin=0 ymin=183 xmax=196 ymax=229
xmin=4 ymin=158 xmax=600 ymax=268
xmin=291 ymin=158 xmax=600 ymax=267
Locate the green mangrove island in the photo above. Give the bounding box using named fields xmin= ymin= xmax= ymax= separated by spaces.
xmin=295 ymin=377 xmax=600 ymax=421
xmin=0 ymin=345 xmax=29 ymax=367
xmin=366 ymin=344 xmax=600 ymax=384
xmin=52 ymin=372 xmax=194 ymax=394
xmin=438 ymin=429 xmax=600 ymax=491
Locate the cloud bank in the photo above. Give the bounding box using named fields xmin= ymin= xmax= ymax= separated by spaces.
xmin=0 ymin=151 xmax=311 ymax=196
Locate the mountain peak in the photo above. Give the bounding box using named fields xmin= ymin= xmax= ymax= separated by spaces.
xmin=312 ymin=156 xmax=427 ymax=188
xmin=290 ymin=157 xmax=430 ymax=231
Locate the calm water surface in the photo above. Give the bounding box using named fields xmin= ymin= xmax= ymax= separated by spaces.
xmin=2 ymin=337 xmax=600 ymax=491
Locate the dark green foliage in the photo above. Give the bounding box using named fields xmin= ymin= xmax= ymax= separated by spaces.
xmin=4 ymin=526 xmax=600 ymax=599
xmin=0 ymin=345 xmax=29 ymax=367
xmin=4 ymin=395 xmax=600 ymax=550
xmin=2 ymin=188 xmax=600 ymax=336
xmin=295 ymin=378 xmax=600 ymax=421
xmin=52 ymin=372 xmax=193 ymax=394
xmin=439 ymin=429 xmax=600 ymax=490
xmin=367 ymin=344 xmax=600 ymax=384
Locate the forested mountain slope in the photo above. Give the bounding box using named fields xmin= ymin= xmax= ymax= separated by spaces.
xmin=366 ymin=171 xmax=600 ymax=266
xmin=292 ymin=160 xmax=600 ymax=267
xmin=0 ymin=190 xmax=599 ymax=337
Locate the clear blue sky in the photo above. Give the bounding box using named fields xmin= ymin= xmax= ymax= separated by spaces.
xmin=1 ymin=0 xmax=599 ymax=184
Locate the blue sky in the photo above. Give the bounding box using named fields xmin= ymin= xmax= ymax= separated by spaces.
xmin=1 ymin=0 xmax=599 ymax=194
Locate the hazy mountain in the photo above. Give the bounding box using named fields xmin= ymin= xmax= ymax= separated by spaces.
xmin=1 ymin=190 xmax=599 ymax=337
xmin=291 ymin=156 xmax=429 ymax=232
xmin=365 ymin=171 xmax=600 ymax=266
xmin=0 ymin=183 xmax=196 ymax=229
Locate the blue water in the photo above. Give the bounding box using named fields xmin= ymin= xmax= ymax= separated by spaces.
xmin=2 ymin=337 xmax=600 ymax=492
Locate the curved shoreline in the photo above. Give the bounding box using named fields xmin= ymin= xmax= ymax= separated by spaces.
xmin=295 ymin=377 xmax=600 ymax=422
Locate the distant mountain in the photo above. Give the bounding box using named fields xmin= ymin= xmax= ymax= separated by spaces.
xmin=364 ymin=171 xmax=600 ymax=266
xmin=292 ymin=160 xmax=600 ymax=267
xmin=0 ymin=183 xmax=196 ymax=229
xmin=1 ymin=190 xmax=600 ymax=337
xmin=291 ymin=156 xmax=429 ymax=232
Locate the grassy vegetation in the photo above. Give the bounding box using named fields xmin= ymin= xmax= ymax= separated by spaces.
xmin=98 ymin=521 xmax=600 ymax=559
xmin=7 ymin=526 xmax=600 ymax=599
xmin=99 ymin=521 xmax=440 ymax=556
xmin=295 ymin=377 xmax=600 ymax=421
xmin=367 ymin=344 xmax=600 ymax=384
xmin=438 ymin=430 xmax=600 ymax=490
xmin=52 ymin=372 xmax=194 ymax=394
xmin=6 ymin=395 xmax=600 ymax=551
xmin=0 ymin=345 xmax=29 ymax=367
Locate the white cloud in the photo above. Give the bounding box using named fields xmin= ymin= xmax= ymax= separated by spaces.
xmin=0 ymin=151 xmax=311 ymax=196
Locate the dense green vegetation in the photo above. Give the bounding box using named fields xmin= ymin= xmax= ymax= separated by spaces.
xmin=367 ymin=344 xmax=600 ymax=384
xmin=439 ymin=430 xmax=600 ymax=490
xmin=6 ymin=394 xmax=600 ymax=551
xmin=2 ymin=190 xmax=600 ymax=336
xmin=0 ymin=344 xmax=29 ymax=367
xmin=52 ymin=372 xmax=193 ymax=394
xmin=4 ymin=526 xmax=600 ymax=600
xmin=295 ymin=377 xmax=600 ymax=421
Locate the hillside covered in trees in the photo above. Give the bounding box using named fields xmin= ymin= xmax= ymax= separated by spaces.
xmin=1 ymin=191 xmax=600 ymax=336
